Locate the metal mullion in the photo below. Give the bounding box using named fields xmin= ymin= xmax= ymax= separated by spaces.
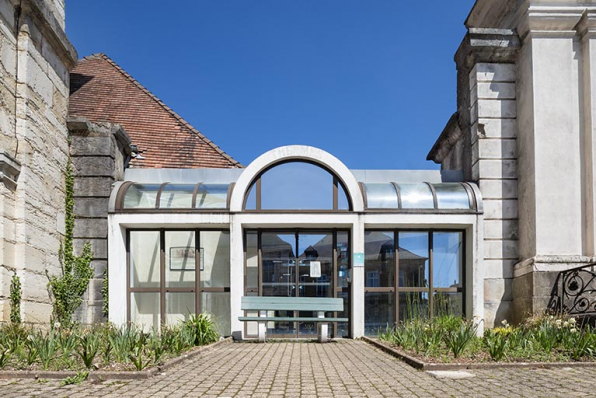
xmin=155 ymin=182 xmax=169 ymax=209
xmin=130 ymin=287 xmax=161 ymax=293
xmin=432 ymin=287 xmax=460 ymax=293
xmin=425 ymin=182 xmax=438 ymax=210
xmin=333 ymin=231 xmax=338 ymax=337
xmin=126 ymin=230 xmax=131 ymax=323
xmin=258 ymin=231 xmax=262 ymax=296
xmin=396 ymin=287 xmax=431 ymax=292
xmin=196 ymin=230 xmax=201 ymax=316
xmin=394 ymin=231 xmax=399 ymax=325
xmin=160 ymin=229 xmax=166 ymax=327
xmin=191 ymin=183 xmax=201 ymax=209
xmin=364 ymin=287 xmax=395 ymax=293
xmin=200 ymin=287 xmax=230 ymax=292
xmin=333 ymin=178 xmax=338 ymax=210
xmin=165 ymin=287 xmax=195 ymax=293
xmin=295 ymin=231 xmax=299 ymax=338
xmin=256 ymin=178 xmax=262 ymax=210
xmin=429 ymin=231 xmax=434 ymax=318
xmin=392 ymin=183 xmax=402 ymax=209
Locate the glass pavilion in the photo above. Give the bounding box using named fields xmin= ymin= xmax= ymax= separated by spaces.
xmin=108 ymin=146 xmax=483 ymax=339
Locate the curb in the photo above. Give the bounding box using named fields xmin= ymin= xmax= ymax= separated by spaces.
xmin=0 ymin=337 xmax=233 ymax=381
xmin=361 ymin=336 xmax=596 ymax=371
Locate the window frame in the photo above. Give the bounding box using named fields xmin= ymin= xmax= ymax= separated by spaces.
xmin=126 ymin=228 xmax=231 ymax=326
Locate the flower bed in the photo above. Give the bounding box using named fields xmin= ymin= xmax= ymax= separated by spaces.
xmin=377 ymin=315 xmax=595 ymax=364
xmin=0 ymin=314 xmax=219 ymax=373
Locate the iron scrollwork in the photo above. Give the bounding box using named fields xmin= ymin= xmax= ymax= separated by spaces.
xmin=548 ymin=263 xmax=596 ymax=316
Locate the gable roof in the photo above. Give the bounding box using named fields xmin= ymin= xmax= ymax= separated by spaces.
xmin=69 ymin=53 xmax=242 ymax=169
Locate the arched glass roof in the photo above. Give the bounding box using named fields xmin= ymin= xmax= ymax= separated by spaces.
xmin=117 ymin=182 xmax=231 ymax=210
xmin=362 ymin=182 xmax=476 ymax=211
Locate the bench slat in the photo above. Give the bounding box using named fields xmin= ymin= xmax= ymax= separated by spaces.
xmin=238 ymin=317 xmax=349 ymax=322
xmin=241 ymin=296 xmax=344 ymax=311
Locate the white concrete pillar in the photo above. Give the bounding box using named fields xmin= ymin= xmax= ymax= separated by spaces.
xmin=351 ymin=214 xmax=365 ymax=338
xmin=229 ymin=214 xmax=244 ymax=339
xmin=108 ymin=218 xmax=127 ymax=326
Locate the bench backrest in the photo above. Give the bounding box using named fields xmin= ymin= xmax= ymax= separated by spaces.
xmin=241 ymin=296 xmax=344 ymax=312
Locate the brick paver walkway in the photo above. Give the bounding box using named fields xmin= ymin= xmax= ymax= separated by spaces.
xmin=1 ymin=339 xmax=595 ymax=397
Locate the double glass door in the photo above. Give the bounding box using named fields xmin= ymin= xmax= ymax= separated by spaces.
xmin=245 ymin=230 xmax=350 ymax=338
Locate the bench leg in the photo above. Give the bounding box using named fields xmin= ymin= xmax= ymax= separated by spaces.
xmin=317 ymin=311 xmax=328 ymax=343
xmin=258 ymin=310 xmax=267 ymax=343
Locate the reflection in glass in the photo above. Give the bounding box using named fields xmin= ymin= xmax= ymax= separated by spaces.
xmin=201 ymin=292 xmax=231 ymax=336
xmin=365 ymin=183 xmax=399 ymax=209
xmin=337 ymin=291 xmax=349 ymax=337
xmin=337 ymin=183 xmax=350 ymax=210
xmin=200 ymin=231 xmax=230 ymax=288
xmin=245 ymin=232 xmax=259 ymax=290
xmin=245 ymin=183 xmax=257 ymax=210
xmin=165 ymin=231 xmax=195 ymax=288
xmin=123 ymin=184 xmax=161 ymax=209
xmin=398 ymin=232 xmax=429 ymax=288
xmin=399 ymin=292 xmax=429 ymax=322
xmin=159 ymin=184 xmax=195 ymax=209
xmin=195 ymin=184 xmax=228 ymax=209
xmin=433 ymin=292 xmax=462 ymax=317
xmin=433 ymin=183 xmax=471 ymax=209
xmin=398 ymin=183 xmax=434 ymax=209
xmin=365 ymin=292 xmax=395 ymax=336
xmin=131 ymin=292 xmax=160 ymax=333
xmin=166 ymin=292 xmax=195 ymax=325
xmin=130 ymin=231 xmax=160 ymax=288
xmin=432 ymin=232 xmax=463 ymax=288
xmin=365 ymin=231 xmax=395 ymax=287
xmin=337 ymin=232 xmax=350 ymax=288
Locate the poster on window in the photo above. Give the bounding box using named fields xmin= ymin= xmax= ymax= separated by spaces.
xmin=170 ymin=247 xmax=203 ymax=271
xmin=310 ymin=261 xmax=321 ymax=278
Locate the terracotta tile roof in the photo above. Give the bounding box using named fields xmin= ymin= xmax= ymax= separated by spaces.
xmin=69 ymin=53 xmax=242 ymax=169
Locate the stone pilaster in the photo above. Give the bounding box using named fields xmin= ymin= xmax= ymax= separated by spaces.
xmin=68 ymin=118 xmax=131 ymax=324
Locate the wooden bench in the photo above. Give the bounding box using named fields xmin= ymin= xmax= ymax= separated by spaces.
xmin=239 ymin=296 xmax=348 ymax=343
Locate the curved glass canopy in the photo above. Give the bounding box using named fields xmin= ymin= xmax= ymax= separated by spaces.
xmin=363 ymin=182 xmax=475 ymax=211
xmin=120 ymin=183 xmax=230 ymax=210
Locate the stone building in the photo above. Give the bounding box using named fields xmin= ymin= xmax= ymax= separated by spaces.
xmin=427 ymin=0 xmax=596 ymax=325
xmin=2 ymin=0 xmax=595 ymax=332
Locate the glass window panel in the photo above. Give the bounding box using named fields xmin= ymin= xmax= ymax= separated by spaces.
xmin=200 ymin=231 xmax=230 ymax=288
xmin=261 ymin=233 xmax=296 ymax=297
xmin=338 ymin=183 xmax=350 ymax=210
xmin=165 ymin=292 xmax=195 ymax=326
xmin=201 ymin=292 xmax=231 ymax=336
xmin=398 ymin=232 xmax=429 ymax=288
xmin=260 ymin=162 xmax=334 ymax=210
xmin=432 ymin=232 xmax=463 ymax=288
xmin=245 ymin=231 xmax=259 ymax=290
xmin=336 ymin=291 xmax=349 ymax=338
xmin=399 ymin=292 xmax=429 ymax=322
xmin=398 ymin=183 xmax=434 ymax=209
xmin=130 ymin=231 xmax=160 ymax=288
xmin=364 ymin=183 xmax=399 ymax=209
xmin=365 ymin=231 xmax=395 ymax=287
xmin=433 ymin=183 xmax=471 ymax=209
xmin=195 ymin=184 xmax=229 ymax=209
xmin=337 ymin=231 xmax=349 ymax=288
xmin=123 ymin=184 xmax=160 ymax=209
xmin=159 ymin=184 xmax=195 ymax=209
xmin=365 ymin=292 xmax=395 ymax=336
xmin=298 ymin=233 xmax=333 ymax=298
xmin=433 ymin=292 xmax=463 ymax=317
xmin=131 ymin=292 xmax=160 ymax=333
xmin=165 ymin=231 xmax=195 ymax=288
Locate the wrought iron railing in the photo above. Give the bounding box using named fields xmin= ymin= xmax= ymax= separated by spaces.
xmin=548 ymin=263 xmax=596 ymax=316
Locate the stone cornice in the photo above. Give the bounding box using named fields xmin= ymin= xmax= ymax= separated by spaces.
xmin=455 ymin=28 xmax=520 ymax=71
xmin=512 ymin=2 xmax=594 ymax=40
xmin=12 ymin=0 xmax=77 ymax=68
xmin=576 ymin=10 xmax=596 ymax=39
xmin=0 ymin=152 xmax=21 ymax=191
xmin=67 ymin=117 xmax=133 ymax=155
xmin=427 ymin=112 xmax=461 ymax=164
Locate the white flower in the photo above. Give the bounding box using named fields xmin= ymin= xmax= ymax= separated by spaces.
xmin=54 ymin=322 xmax=61 ymax=329
xmin=555 ymin=319 xmax=562 ymax=326
xmin=569 ymin=318 xmax=576 ymax=325
xmin=549 ymin=315 xmax=555 ymax=320
xmin=570 ymin=328 xmax=578 ymax=333
xmin=563 ymin=321 xmax=569 ymax=327
xmin=501 ymin=319 xmax=509 ymax=326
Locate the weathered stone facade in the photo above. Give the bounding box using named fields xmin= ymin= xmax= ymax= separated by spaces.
xmin=68 ymin=117 xmax=131 ymax=324
xmin=0 ymin=0 xmax=76 ymax=324
xmin=429 ymin=0 xmax=596 ymax=326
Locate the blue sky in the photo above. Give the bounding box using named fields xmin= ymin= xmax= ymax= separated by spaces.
xmin=66 ymin=1 xmax=475 ymax=170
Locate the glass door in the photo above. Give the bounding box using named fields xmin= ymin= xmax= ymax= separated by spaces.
xmin=244 ymin=230 xmax=351 ymax=338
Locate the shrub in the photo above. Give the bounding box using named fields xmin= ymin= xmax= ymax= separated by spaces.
xmin=9 ymin=272 xmax=21 ymax=324
xmin=443 ymin=318 xmax=478 ymax=358
xmin=184 ymin=314 xmax=219 ymax=346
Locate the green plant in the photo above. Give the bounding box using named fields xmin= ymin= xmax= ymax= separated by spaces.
xmin=0 ymin=344 xmax=11 ymax=368
xmin=36 ymin=330 xmax=58 ymax=370
xmin=128 ymin=345 xmax=151 ymax=371
xmin=443 ymin=319 xmax=478 ymax=358
xmin=24 ymin=335 xmax=39 ymax=366
xmin=9 ymin=272 xmax=21 ymax=324
xmin=484 ymin=330 xmax=509 ymax=361
xmin=101 ymin=267 xmax=108 ymax=318
xmin=60 ymin=370 xmax=88 ymax=386
xmin=148 ymin=331 xmax=165 ymax=364
xmin=76 ymin=332 xmax=100 ymax=369
xmin=184 ymin=313 xmax=219 ymax=346
xmin=46 ymin=161 xmax=94 ymax=327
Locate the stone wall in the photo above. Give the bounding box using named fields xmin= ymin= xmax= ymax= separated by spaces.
xmin=0 ymin=0 xmax=76 ymax=324
xmin=68 ymin=118 xmax=131 ymax=325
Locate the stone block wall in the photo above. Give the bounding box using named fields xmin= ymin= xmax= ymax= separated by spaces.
xmin=0 ymin=0 xmax=76 ymax=324
xmin=469 ymin=63 xmax=518 ymax=326
xmin=69 ymin=119 xmax=131 ymax=325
